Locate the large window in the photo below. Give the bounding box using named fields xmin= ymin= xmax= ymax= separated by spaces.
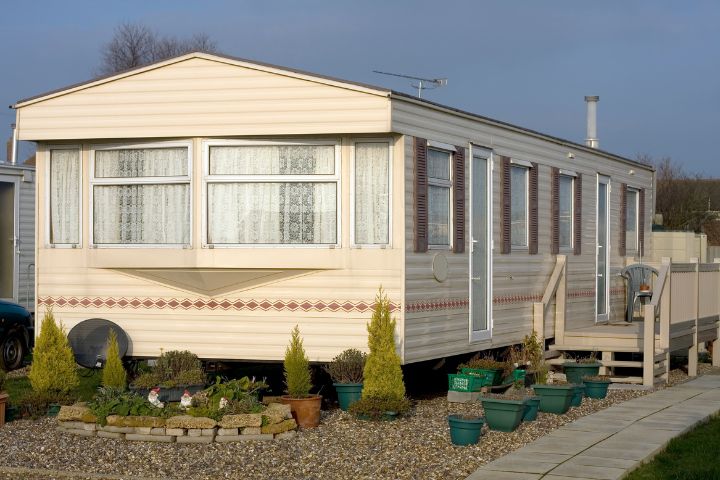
xmin=626 ymin=188 xmax=639 ymax=256
xmin=49 ymin=148 xmax=81 ymax=245
xmin=205 ymin=142 xmax=339 ymax=245
xmin=353 ymin=142 xmax=390 ymax=245
xmin=558 ymin=175 xmax=574 ymax=248
xmin=427 ymin=148 xmax=452 ymax=247
xmin=91 ymin=144 xmax=191 ymax=245
xmin=510 ymin=165 xmax=528 ymax=247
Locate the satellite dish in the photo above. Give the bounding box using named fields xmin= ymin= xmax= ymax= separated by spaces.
xmin=68 ymin=318 xmax=130 ymax=369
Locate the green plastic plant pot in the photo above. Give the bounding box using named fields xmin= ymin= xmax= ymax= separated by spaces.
xmin=333 ymin=383 xmax=363 ymax=411
xmin=523 ymin=396 xmax=541 ymax=421
xmin=461 ymin=368 xmax=504 ymax=386
xmin=480 ymin=397 xmax=526 ymax=432
xmin=532 ymin=384 xmax=574 ymax=414
xmin=570 ymin=384 xmax=584 ymax=407
xmin=584 ymin=379 xmax=611 ymax=399
xmin=448 ymin=414 xmax=484 ymax=446
xmin=46 ymin=403 xmax=61 ymax=417
xmin=563 ymin=363 xmax=601 ymax=384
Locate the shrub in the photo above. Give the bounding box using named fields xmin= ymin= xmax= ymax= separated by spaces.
xmin=88 ymin=386 xmax=182 ymax=425
xmin=362 ymin=288 xmax=405 ymax=401
xmin=131 ymin=350 xmax=205 ymax=388
xmin=348 ymin=396 xmax=411 ymax=419
xmin=102 ymin=330 xmax=127 ymax=389
xmin=324 ymin=348 xmax=367 ymax=384
xmin=19 ymin=390 xmax=73 ymax=419
xmin=28 ymin=310 xmax=79 ymax=395
xmin=284 ymin=325 xmax=313 ymax=398
xmin=459 ymin=356 xmax=508 ymax=372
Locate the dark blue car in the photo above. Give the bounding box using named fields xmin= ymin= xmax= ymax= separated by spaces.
xmin=0 ymin=300 xmax=33 ymax=370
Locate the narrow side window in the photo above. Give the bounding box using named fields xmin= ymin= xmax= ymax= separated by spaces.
xmin=49 ymin=148 xmax=81 ymax=245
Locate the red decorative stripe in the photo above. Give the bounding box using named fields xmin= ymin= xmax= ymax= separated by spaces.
xmin=37 ymin=296 xmax=398 ymax=313
xmin=406 ymin=298 xmax=469 ymax=313
xmin=493 ymin=294 xmax=543 ymax=305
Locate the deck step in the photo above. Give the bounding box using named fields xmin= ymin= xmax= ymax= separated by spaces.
xmin=609 ymin=376 xmax=643 ymax=384
xmin=598 ymin=360 xmax=643 ymax=368
xmin=549 ymin=344 xmax=641 ymax=353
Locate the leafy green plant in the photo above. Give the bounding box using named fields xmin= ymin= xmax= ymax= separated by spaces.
xmin=131 ymin=350 xmax=205 ymax=388
xmin=88 ymin=386 xmax=181 ymax=425
xmin=324 ymin=348 xmax=367 ymax=384
xmin=19 ymin=390 xmax=73 ymax=419
xmin=28 ymin=310 xmax=79 ymax=395
xmin=362 ymin=288 xmax=406 ymax=404
xmin=583 ymin=375 xmax=611 ymax=382
xmin=284 ymin=325 xmax=313 ymax=398
xmin=348 ymin=396 xmax=411 ymax=420
xmin=459 ymin=356 xmax=508 ymax=372
xmin=102 ymin=330 xmax=127 ymax=389
xmin=203 ymin=376 xmax=267 ymax=407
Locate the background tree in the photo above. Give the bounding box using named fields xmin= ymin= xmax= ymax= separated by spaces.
xmin=99 ymin=22 xmax=218 ymax=75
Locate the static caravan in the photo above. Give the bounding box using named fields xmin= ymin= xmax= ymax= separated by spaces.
xmin=0 ymin=162 xmax=35 ymax=312
xmin=13 ymin=52 xmax=654 ymax=364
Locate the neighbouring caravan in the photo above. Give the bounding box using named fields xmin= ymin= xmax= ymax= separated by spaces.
xmin=0 ymin=162 xmax=35 ymax=312
xmin=12 ymin=52 xmax=654 ymax=363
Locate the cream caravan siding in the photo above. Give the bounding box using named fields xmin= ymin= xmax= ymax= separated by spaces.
xmin=394 ymin=100 xmax=653 ymax=363
xmin=34 ymin=137 xmax=405 ymax=362
xmin=17 ymin=57 xmax=390 ymax=141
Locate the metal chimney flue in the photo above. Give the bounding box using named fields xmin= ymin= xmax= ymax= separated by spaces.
xmin=584 ymin=96 xmax=599 ymax=149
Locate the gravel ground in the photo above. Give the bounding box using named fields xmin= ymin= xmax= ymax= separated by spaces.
xmin=0 ymin=381 xmax=671 ymax=480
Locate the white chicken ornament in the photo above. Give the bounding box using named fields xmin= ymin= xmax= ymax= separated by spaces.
xmin=180 ymin=389 xmax=193 ymax=409
xmin=148 ymin=387 xmax=165 ymax=408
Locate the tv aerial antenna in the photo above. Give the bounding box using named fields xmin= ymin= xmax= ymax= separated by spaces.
xmin=373 ymin=70 xmax=447 ymax=98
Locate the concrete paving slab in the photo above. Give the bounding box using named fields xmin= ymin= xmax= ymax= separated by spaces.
xmin=466 ymin=470 xmax=542 ymax=480
xmin=564 ymin=455 xmax=637 ymax=470
xmin=548 ymin=463 xmax=627 ymax=480
xmin=483 ymin=458 xmax=558 ymax=474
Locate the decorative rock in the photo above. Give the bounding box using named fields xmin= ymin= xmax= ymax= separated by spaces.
xmin=100 ymin=426 xmax=135 ymax=434
xmin=134 ymin=427 xmax=152 ymax=435
xmin=275 ymin=430 xmax=297 ymax=440
xmin=165 ymin=415 xmax=216 ymax=429
xmin=63 ymin=428 xmax=96 ymax=437
xmin=201 ymin=428 xmax=216 ymax=437
xmin=263 ymin=403 xmax=292 ymax=424
xmin=215 ymin=434 xmax=273 ymax=443
xmin=106 ymin=415 xmax=165 ymax=428
xmin=97 ymin=431 xmax=124 ymax=439
xmin=187 ymin=429 xmax=202 ymax=437
xmin=58 ymin=405 xmax=97 ymax=423
xmin=217 ymin=428 xmax=238 ymax=436
xmin=165 ymin=428 xmax=185 ymax=437
xmin=218 ymin=414 xmax=262 ymax=428
xmin=150 ymin=427 xmax=166 ymax=435
xmin=58 ymin=421 xmax=85 ymax=430
xmin=242 ymin=427 xmax=261 ymax=435
xmin=176 ymin=435 xmax=214 ymax=444
xmin=261 ymin=419 xmax=297 ymax=435
xmin=82 ymin=423 xmax=97 ymax=431
xmin=125 ymin=434 xmax=175 ymax=443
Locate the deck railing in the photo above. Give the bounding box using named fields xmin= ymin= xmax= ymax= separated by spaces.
xmin=533 ymin=255 xmax=567 ymax=345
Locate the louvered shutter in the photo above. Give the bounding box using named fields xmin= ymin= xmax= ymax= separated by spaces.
xmin=619 ymin=183 xmax=627 ymax=257
xmin=453 ymin=146 xmax=465 ymax=253
xmin=414 ymin=137 xmax=428 ymax=253
xmin=639 ymin=188 xmax=646 ymax=257
xmin=551 ymin=167 xmax=560 ymax=254
xmin=529 ymin=162 xmax=539 ymax=254
xmin=574 ymin=174 xmax=582 ymax=255
xmin=500 ymin=156 xmax=511 ymax=254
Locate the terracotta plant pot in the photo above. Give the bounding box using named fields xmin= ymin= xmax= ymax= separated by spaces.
xmin=280 ymin=395 xmax=322 ymax=428
xmin=0 ymin=392 xmax=8 ymax=427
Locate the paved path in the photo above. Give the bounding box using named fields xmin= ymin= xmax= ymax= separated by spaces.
xmin=466 ymin=375 xmax=720 ymax=480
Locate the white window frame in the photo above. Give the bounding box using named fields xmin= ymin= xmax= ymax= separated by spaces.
xmin=626 ymin=187 xmax=640 ymax=257
xmin=88 ymin=140 xmax=193 ymax=249
xmin=427 ymin=146 xmax=453 ymax=250
xmin=202 ymin=138 xmax=342 ymax=249
xmin=510 ymin=163 xmax=529 ymax=249
xmin=350 ymin=138 xmax=393 ymax=248
xmin=46 ymin=145 xmax=82 ymax=248
xmin=558 ymin=173 xmax=575 ymax=250
xmin=469 ymin=145 xmax=493 ymax=343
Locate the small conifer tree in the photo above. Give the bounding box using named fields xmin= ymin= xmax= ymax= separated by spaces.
xmin=284 ymin=325 xmax=313 ymax=398
xmin=362 ymin=287 xmax=405 ymax=400
xmin=28 ymin=310 xmax=79 ymax=394
xmin=102 ymin=330 xmax=127 ymax=389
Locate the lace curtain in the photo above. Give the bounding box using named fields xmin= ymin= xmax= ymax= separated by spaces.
xmin=93 ymin=147 xmax=189 ymax=244
xmin=50 ymin=149 xmax=80 ymax=244
xmin=354 ymin=143 xmax=389 ymax=244
xmin=207 ymin=145 xmax=337 ymax=244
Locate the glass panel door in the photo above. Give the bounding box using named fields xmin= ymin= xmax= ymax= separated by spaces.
xmin=470 ymin=148 xmax=492 ymax=341
xmin=596 ymin=176 xmax=610 ymax=322
xmin=0 ymin=178 xmax=17 ymax=301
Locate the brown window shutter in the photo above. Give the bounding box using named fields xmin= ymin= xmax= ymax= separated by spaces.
xmin=619 ymin=183 xmax=627 ymax=257
xmin=639 ymin=188 xmax=646 ymax=256
xmin=414 ymin=137 xmax=428 ymax=253
xmin=573 ymin=174 xmax=582 ymax=255
xmin=500 ymin=156 xmax=511 ymax=254
xmin=528 ymin=162 xmax=539 ymax=254
xmin=453 ymin=146 xmax=465 ymax=253
xmin=551 ymin=167 xmax=560 ymax=254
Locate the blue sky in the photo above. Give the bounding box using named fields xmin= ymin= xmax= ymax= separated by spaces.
xmin=2 ymin=1 xmax=718 ymax=174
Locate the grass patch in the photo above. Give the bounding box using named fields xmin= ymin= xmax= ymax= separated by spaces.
xmin=626 ymin=415 xmax=720 ymax=480
xmin=6 ymin=368 xmax=101 ymax=406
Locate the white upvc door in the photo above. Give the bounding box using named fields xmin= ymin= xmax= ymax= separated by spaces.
xmin=596 ymin=175 xmax=610 ymax=322
xmin=469 ymin=145 xmax=493 ymax=342
xmin=0 ymin=175 xmax=19 ymax=303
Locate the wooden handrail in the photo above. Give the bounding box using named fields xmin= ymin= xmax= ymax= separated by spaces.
xmin=541 ymin=255 xmax=567 ymax=307
xmin=650 ymin=263 xmax=670 ymax=308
